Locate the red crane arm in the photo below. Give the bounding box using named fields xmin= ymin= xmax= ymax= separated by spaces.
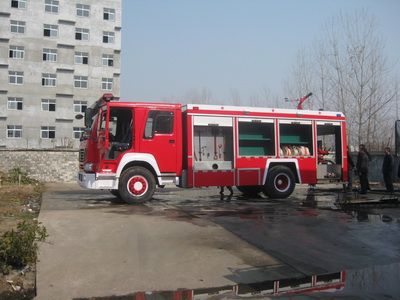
xmin=297 ymin=92 xmax=313 ymax=110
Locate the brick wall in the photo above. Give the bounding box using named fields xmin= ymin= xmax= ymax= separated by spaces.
xmin=0 ymin=149 xmax=79 ymax=182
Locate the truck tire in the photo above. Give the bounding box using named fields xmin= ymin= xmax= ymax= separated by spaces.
xmin=236 ymin=186 xmax=262 ymax=197
xmin=119 ymin=166 xmax=156 ymax=204
xmin=263 ymin=166 xmax=295 ymax=198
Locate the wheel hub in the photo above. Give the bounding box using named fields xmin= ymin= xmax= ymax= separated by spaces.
xmin=274 ymin=173 xmax=290 ymax=192
xmin=127 ymin=175 xmax=148 ymax=196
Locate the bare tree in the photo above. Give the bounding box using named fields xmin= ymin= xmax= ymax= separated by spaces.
xmin=249 ymin=87 xmax=274 ymax=107
xmin=228 ymin=88 xmax=241 ymax=106
xmin=313 ymin=40 xmax=334 ymax=111
xmin=283 ymin=48 xmax=315 ymax=110
xmin=285 ymin=10 xmax=397 ymax=150
xmin=184 ymin=87 xmax=213 ymax=104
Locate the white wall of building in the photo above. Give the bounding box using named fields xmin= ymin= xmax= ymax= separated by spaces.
xmin=0 ymin=0 xmax=122 ymax=149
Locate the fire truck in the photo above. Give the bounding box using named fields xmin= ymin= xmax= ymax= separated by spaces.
xmin=78 ymin=94 xmax=348 ymax=203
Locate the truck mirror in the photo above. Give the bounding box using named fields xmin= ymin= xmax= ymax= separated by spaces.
xmin=85 ymin=108 xmax=93 ymax=128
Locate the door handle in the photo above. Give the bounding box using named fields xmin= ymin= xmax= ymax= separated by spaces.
xmin=169 ymin=139 xmax=175 ymax=144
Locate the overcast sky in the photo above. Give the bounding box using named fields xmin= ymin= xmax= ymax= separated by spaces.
xmin=120 ymin=0 xmax=400 ymax=104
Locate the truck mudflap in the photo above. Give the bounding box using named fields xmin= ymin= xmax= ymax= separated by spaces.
xmin=78 ymin=172 xmax=118 ymax=190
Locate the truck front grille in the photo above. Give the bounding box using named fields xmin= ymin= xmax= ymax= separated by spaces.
xmin=79 ymin=149 xmax=86 ymax=169
xmin=79 ymin=149 xmax=86 ymax=162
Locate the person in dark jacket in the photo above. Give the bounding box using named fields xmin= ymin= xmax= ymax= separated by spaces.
xmin=347 ymin=147 xmax=355 ymax=191
xmin=382 ymin=146 xmax=394 ymax=193
xmin=357 ymin=144 xmax=370 ymax=194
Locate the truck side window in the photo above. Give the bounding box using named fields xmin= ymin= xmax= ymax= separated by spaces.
xmin=107 ymin=108 xmax=133 ymax=159
xmin=109 ymin=108 xmax=132 ymax=144
xmin=144 ymin=111 xmax=174 ymax=139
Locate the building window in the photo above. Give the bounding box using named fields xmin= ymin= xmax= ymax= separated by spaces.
xmin=41 ymin=126 xmax=55 ymax=139
xmin=74 ymin=51 xmax=88 ymax=64
xmin=74 ymin=76 xmax=88 ymax=88
xmin=41 ymin=99 xmax=56 ymax=111
xmin=43 ymin=48 xmax=57 ymax=62
xmin=44 ymin=24 xmax=58 ymax=37
xmin=45 ymin=0 xmax=59 ymax=13
xmin=102 ymin=31 xmax=115 ymax=43
xmin=73 ymin=127 xmax=85 ymax=139
xmin=9 ymin=45 xmax=24 ymax=59
xmin=103 ymin=8 xmax=115 ymax=21
xmin=75 ymin=28 xmax=89 ymax=41
xmin=102 ymin=54 xmax=114 ymax=67
xmin=7 ymin=97 xmax=23 ymax=110
xmin=42 ymin=73 xmax=56 ymax=86
xmin=11 ymin=0 xmax=26 ymax=9
xmin=9 ymin=71 xmax=23 ymax=85
xmin=7 ymin=125 xmax=22 ymax=138
xmin=10 ymin=20 xmax=25 ymax=34
xmin=76 ymin=4 xmax=90 ymax=17
xmin=101 ymin=78 xmax=113 ymax=91
xmin=73 ymin=100 xmax=87 ymax=113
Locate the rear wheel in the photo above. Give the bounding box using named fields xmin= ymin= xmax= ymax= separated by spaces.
xmin=119 ymin=166 xmax=156 ymax=204
xmin=263 ymin=166 xmax=295 ymax=198
xmin=236 ymin=186 xmax=262 ymax=197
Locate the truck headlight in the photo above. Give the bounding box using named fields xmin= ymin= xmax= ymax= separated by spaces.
xmin=84 ymin=163 xmax=94 ymax=172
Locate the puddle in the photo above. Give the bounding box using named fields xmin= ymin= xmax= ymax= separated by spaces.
xmin=101 ymin=187 xmax=399 ymax=227
xmin=88 ymin=186 xmax=400 ymax=230
xmin=300 ymin=189 xmax=400 ymax=224
xmin=74 ymin=262 xmax=400 ymax=299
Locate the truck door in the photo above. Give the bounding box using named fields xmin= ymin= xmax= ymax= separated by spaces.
xmin=140 ymin=110 xmax=177 ymax=173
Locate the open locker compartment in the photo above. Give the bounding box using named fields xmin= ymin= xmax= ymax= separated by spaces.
xmin=238 ymin=118 xmax=275 ymax=156
xmin=192 ymin=116 xmax=233 ymax=170
xmin=279 ymin=120 xmax=313 ymax=156
xmin=316 ymin=121 xmax=342 ymax=180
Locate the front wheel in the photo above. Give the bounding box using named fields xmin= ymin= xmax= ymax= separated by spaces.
xmin=119 ymin=166 xmax=156 ymax=204
xmin=263 ymin=166 xmax=295 ymax=198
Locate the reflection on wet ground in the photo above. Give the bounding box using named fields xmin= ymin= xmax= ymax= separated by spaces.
xmin=76 ymin=263 xmax=400 ymax=299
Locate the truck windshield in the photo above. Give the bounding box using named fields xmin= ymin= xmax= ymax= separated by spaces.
xmin=84 ymin=107 xmax=97 ymax=129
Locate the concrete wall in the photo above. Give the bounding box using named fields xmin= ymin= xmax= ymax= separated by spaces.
xmin=0 ymin=149 xmax=78 ymax=182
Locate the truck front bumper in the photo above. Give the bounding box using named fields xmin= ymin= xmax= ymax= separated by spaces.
xmin=78 ymin=172 xmax=118 ymax=190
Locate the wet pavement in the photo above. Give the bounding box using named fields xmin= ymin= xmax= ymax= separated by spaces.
xmin=38 ymin=183 xmax=400 ymax=299
xmin=148 ymin=186 xmax=400 ymax=275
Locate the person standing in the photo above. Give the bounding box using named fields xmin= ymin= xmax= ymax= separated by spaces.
xmin=347 ymin=147 xmax=355 ymax=191
xmin=357 ymin=144 xmax=370 ymax=194
xmin=382 ymin=146 xmax=394 ymax=193
xmin=364 ymin=145 xmax=372 ymax=190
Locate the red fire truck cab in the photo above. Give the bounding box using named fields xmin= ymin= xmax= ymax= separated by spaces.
xmin=78 ymin=94 xmax=348 ymax=203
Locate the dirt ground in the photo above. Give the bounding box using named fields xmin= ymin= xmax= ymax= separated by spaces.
xmin=0 ymin=183 xmax=44 ymax=299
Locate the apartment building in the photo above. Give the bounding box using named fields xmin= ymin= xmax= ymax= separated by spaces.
xmin=0 ymin=0 xmax=121 ymax=149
